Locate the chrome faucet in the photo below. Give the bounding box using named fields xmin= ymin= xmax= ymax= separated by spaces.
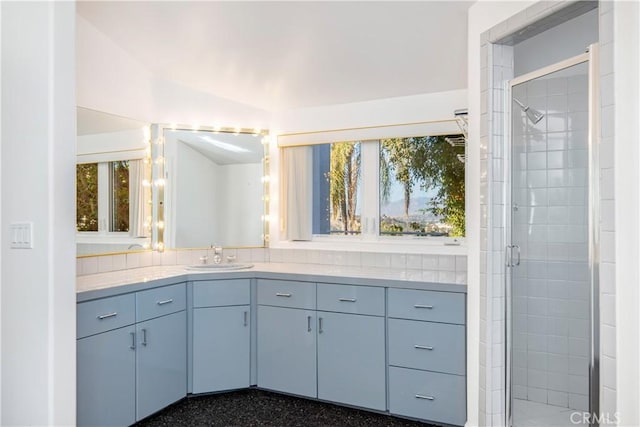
xmin=212 ymin=246 xmax=223 ymax=264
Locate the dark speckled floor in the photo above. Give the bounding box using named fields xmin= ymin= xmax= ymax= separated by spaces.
xmin=136 ymin=388 xmax=434 ymax=427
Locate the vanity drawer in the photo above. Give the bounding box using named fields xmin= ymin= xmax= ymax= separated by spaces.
xmin=388 ymin=288 xmax=465 ymax=324
xmin=317 ymin=283 xmax=384 ymax=316
xmin=193 ymin=279 xmax=250 ymax=307
xmin=389 ymin=366 xmax=466 ymax=426
xmin=77 ymin=294 xmax=136 ymax=339
xmin=388 ymin=318 xmax=465 ymax=375
xmin=136 ymin=283 xmax=186 ymax=322
xmin=257 ymin=279 xmax=316 ymax=310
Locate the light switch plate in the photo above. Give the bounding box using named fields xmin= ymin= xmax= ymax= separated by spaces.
xmin=10 ymin=222 xmax=33 ymax=249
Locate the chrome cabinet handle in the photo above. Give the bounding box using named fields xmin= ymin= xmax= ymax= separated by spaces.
xmin=97 ymin=312 xmax=117 ymax=320
xmin=414 ymin=345 xmax=434 ymax=350
xmin=244 ymin=311 xmax=248 ymax=327
xmin=307 ymin=315 xmax=312 ymax=332
xmin=157 ymin=299 xmax=173 ymax=305
xmin=130 ymin=332 xmax=136 ymax=350
xmin=318 ymin=317 xmax=323 ymax=334
xmin=141 ymin=328 xmax=147 ymax=346
xmin=338 ymin=298 xmax=357 ymax=302
xmin=276 ymin=293 xmax=292 ymax=298
xmin=414 ymin=304 xmax=433 ymax=309
xmin=415 ymin=394 xmax=435 ymax=400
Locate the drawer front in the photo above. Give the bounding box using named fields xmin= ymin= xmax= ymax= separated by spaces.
xmin=257 ymin=279 xmax=316 ymax=309
xmin=77 ymin=294 xmax=136 ymax=339
xmin=317 ymin=283 xmax=384 ymax=316
xmin=193 ymin=279 xmax=251 ymax=308
xmin=136 ymin=283 xmax=186 ymax=322
xmin=388 ymin=288 xmax=465 ymax=324
xmin=388 ymin=319 xmax=465 ymax=375
xmin=389 ymin=366 xmax=466 ymax=426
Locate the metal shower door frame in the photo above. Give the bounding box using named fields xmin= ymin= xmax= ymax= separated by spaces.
xmin=504 ymin=44 xmax=600 ymax=427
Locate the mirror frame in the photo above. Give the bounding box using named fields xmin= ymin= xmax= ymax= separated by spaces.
xmin=154 ymin=124 xmax=270 ymax=252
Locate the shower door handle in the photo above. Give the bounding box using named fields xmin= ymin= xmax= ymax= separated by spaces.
xmin=506 ymin=245 xmax=521 ymax=267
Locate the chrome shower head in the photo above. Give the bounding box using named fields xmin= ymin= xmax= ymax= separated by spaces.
xmin=513 ymin=98 xmax=545 ymax=124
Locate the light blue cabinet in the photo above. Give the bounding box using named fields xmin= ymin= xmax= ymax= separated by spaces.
xmin=387 ymin=288 xmax=467 ymax=426
xmin=78 ymin=276 xmax=467 ymax=426
xmin=317 ymin=311 xmax=386 ymax=410
xmin=77 ymin=284 xmax=187 ymax=426
xmin=192 ymin=305 xmax=250 ymax=393
xmin=136 ymin=310 xmax=187 ymax=421
xmin=257 ymin=305 xmax=317 ymax=398
xmin=77 ymin=325 xmax=136 ymax=427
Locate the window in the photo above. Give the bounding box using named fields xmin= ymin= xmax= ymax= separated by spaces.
xmin=379 ymin=136 xmax=465 ymax=237
xmin=312 ymin=142 xmax=362 ymax=235
xmin=110 ymin=161 xmax=130 ymax=232
xmin=286 ymin=134 xmax=465 ymax=242
xmin=76 ymin=160 xmax=131 ymax=233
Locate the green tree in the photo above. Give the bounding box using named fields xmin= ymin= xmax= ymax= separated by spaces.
xmin=380 ymin=138 xmax=417 ymax=218
xmin=328 ymin=142 xmax=360 ymax=234
xmin=76 ymin=163 xmax=99 ymax=231
xmin=411 ymin=136 xmax=465 ymax=236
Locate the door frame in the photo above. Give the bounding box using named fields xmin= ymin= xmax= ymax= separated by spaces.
xmin=504 ymin=45 xmax=600 ymax=427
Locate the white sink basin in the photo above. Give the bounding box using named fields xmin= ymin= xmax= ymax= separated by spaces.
xmin=185 ymin=263 xmax=254 ymax=271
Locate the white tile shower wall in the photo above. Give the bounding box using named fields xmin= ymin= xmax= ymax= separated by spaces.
xmin=598 ymin=5 xmax=617 ymax=420
xmin=511 ymin=73 xmax=591 ymax=411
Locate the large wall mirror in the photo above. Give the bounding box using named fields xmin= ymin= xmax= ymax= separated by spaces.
xmin=161 ymin=127 xmax=268 ymax=249
xmin=76 ymin=107 xmax=152 ymax=256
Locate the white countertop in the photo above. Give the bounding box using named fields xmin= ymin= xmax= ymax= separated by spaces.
xmin=77 ymin=262 xmax=466 ymax=301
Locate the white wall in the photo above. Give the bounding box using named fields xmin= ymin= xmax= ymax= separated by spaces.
xmin=274 ymin=89 xmax=466 ymax=134
xmin=218 ymin=163 xmax=264 ymax=247
xmin=513 ymin=8 xmax=599 ymax=76
xmin=77 ymin=15 xmax=271 ymax=129
xmin=173 ymin=142 xmax=221 ymax=248
xmin=77 ymin=128 xmax=147 ymax=159
xmin=612 ymin=2 xmax=640 ymax=425
xmin=1 ymin=1 xmax=76 ymax=425
xmin=467 ymin=2 xmax=535 ymax=426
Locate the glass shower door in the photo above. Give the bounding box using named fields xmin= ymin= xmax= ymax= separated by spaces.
xmin=509 ymin=59 xmax=592 ymax=427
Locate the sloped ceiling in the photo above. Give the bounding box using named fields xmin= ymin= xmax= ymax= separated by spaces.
xmin=77 ymin=1 xmax=471 ymax=112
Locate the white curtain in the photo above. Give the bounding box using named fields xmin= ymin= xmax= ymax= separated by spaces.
xmin=128 ymin=160 xmax=147 ymax=237
xmin=281 ymin=146 xmax=313 ymax=241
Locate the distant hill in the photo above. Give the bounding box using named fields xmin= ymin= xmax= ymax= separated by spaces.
xmin=381 ymin=196 xmax=438 ymax=219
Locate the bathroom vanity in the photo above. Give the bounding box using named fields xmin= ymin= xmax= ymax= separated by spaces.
xmin=76 ymin=264 xmax=467 ymax=426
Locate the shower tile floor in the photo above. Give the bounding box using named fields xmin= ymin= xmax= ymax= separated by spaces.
xmin=512 ymin=399 xmax=588 ymax=427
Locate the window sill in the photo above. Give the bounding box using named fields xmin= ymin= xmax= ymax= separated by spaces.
xmin=271 ymin=236 xmax=467 ymax=255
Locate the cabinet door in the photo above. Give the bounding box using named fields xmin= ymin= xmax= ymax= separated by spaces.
xmin=136 ymin=311 xmax=187 ymax=421
xmin=77 ymin=326 xmax=136 ymax=427
xmin=257 ymin=305 xmax=316 ymax=398
xmin=192 ymin=305 xmax=250 ymax=393
xmin=317 ymin=312 xmax=386 ymax=410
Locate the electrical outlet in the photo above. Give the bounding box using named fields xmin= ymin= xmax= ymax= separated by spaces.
xmin=10 ymin=222 xmax=33 ymax=249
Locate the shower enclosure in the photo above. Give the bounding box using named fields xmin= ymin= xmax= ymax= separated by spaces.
xmin=506 ymin=47 xmax=599 ymax=427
